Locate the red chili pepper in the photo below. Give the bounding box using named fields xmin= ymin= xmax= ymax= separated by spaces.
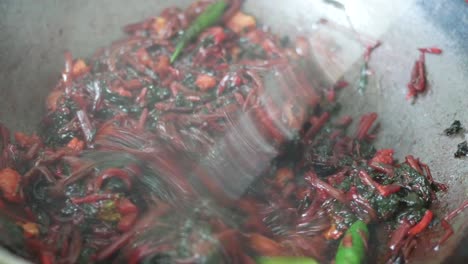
xmin=408 ymin=210 xmax=433 ymax=236
xmin=71 ymin=193 xmax=119 ymax=204
xmin=418 ymin=47 xmax=443 ymax=54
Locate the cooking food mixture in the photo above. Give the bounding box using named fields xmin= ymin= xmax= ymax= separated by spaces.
xmin=0 ymin=0 xmax=466 ymax=263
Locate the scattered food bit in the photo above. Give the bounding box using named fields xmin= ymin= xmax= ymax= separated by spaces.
xmin=0 ymin=168 xmax=22 ymax=203
xmin=454 ymin=140 xmax=468 ymax=158
xmin=196 ymin=74 xmax=217 ymax=91
xmin=406 ymin=47 xmax=443 ymax=101
xmin=444 ymin=120 xmax=464 ymax=136
xmin=358 ymin=41 xmax=381 ymax=93
xmin=226 ymin=12 xmax=256 ymax=34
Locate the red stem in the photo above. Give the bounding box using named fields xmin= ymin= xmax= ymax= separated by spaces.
xmin=137 ymin=108 xmax=149 ymax=131
xmin=408 ymin=210 xmax=433 ymax=236
xmin=445 ymin=200 xmax=468 ymax=221
xmin=304 ymin=171 xmax=346 ymax=203
xmin=355 ymin=112 xmax=378 ymax=141
xmin=304 ymin=112 xmax=330 ymax=142
xmin=358 ymin=170 xmax=400 ymax=197
xmin=94 ymin=230 xmax=134 ymax=261
xmin=418 ymin=47 xmax=443 ymax=54
xmin=405 ymin=155 xmax=424 ymax=175
xmin=435 ymin=219 xmax=454 ymax=247
xmin=388 ymin=219 xmax=411 ymax=251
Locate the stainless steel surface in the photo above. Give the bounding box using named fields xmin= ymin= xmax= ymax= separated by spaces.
xmin=0 ymin=0 xmax=467 ymax=263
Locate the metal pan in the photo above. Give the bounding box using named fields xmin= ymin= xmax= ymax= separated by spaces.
xmin=0 ymin=0 xmax=466 ymax=262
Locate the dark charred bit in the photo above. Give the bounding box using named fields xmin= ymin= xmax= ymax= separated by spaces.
xmin=444 ymin=120 xmax=464 ymax=137
xmin=454 ymin=141 xmax=468 ymax=158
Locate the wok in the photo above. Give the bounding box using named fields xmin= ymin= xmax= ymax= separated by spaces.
xmin=0 ymin=0 xmax=466 ymax=263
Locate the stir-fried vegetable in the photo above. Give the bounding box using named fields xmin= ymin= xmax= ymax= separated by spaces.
xmin=0 ymin=1 xmax=463 ymax=264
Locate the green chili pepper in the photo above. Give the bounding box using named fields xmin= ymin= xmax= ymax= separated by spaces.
xmin=170 ymin=0 xmax=228 ymax=63
xmin=335 ymin=220 xmax=369 ymax=264
xmin=256 ymin=256 xmax=319 ymax=264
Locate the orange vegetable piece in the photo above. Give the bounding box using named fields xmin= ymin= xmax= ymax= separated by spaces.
xmin=22 ymin=222 xmax=40 ymax=238
xmin=46 ymin=90 xmax=64 ymax=112
xmin=227 ymin=12 xmax=256 ymax=34
xmin=151 ymin=17 xmax=167 ymax=37
xmin=274 ymin=167 xmax=294 ymax=188
xmin=14 ymin=132 xmax=41 ymax=148
xmin=0 ymin=168 xmax=22 ymax=203
xmin=196 ymin=74 xmax=217 ymax=91
xmin=67 ymin=137 xmax=85 ymax=151
xmin=72 ymin=59 xmax=89 ymax=77
xmin=324 ymin=223 xmax=343 ymax=240
xmin=153 ymin=55 xmax=170 ymax=76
